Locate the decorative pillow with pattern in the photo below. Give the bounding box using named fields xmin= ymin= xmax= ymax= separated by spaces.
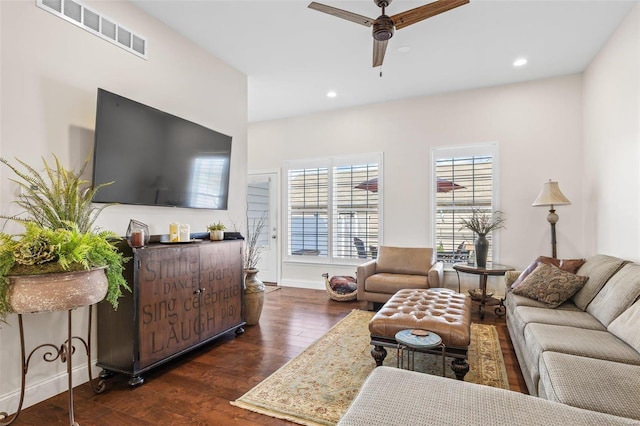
xmin=511 ymin=263 xmax=589 ymax=308
xmin=510 ymin=256 xmax=586 ymax=289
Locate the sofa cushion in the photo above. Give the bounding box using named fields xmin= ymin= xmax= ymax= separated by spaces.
xmin=521 ymin=323 xmax=640 ymax=394
xmin=608 ymin=298 xmax=640 ymax=353
xmin=587 ymin=263 xmax=640 ymax=326
xmin=515 ymin=306 xmax=606 ymax=331
xmin=511 ymin=263 xmax=588 ymax=308
xmin=572 ymin=254 xmax=626 ymax=310
xmin=511 ymin=256 xmax=586 ymax=289
xmin=375 ymin=246 xmax=435 ymax=275
xmin=505 ymin=292 xmax=579 ymax=333
xmin=539 ymin=351 xmax=640 ymax=420
xmin=506 ymin=291 xmax=580 ymax=313
xmin=525 ymin=323 xmax=640 ymax=367
xmin=364 ymin=273 xmax=429 ymax=293
xmin=337 ymin=366 xmax=640 ymax=426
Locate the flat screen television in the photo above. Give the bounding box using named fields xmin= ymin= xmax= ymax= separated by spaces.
xmin=92 ymin=88 xmax=232 ymax=209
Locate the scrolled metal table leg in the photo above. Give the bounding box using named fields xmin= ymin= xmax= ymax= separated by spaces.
xmin=64 ymin=310 xmax=77 ymax=426
xmin=1 ymin=306 xmax=102 ymax=426
xmin=0 ymin=315 xmax=27 ymax=425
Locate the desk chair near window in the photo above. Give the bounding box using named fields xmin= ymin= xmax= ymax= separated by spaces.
xmin=357 ymin=246 xmax=444 ymax=310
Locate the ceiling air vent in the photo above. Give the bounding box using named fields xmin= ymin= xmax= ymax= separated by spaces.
xmin=36 ymin=0 xmax=147 ymax=60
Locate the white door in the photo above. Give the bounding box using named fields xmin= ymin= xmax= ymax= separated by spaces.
xmin=247 ymin=172 xmax=279 ymax=284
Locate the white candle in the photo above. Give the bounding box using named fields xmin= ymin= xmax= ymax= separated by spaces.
xmin=179 ymin=224 xmax=190 ymax=242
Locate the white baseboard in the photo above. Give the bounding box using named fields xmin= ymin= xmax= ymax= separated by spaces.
xmin=0 ymin=360 xmax=100 ymax=415
xmin=279 ymin=278 xmax=324 ymax=291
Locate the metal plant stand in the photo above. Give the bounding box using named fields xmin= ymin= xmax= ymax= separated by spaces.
xmin=0 ymin=306 xmax=106 ymax=426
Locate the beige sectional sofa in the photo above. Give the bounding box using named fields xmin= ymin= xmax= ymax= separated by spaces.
xmin=357 ymin=246 xmax=443 ymax=309
xmin=338 ymin=367 xmax=640 ymax=425
xmin=505 ymin=254 xmax=640 ymax=421
xmin=338 ymin=253 xmax=640 ymax=425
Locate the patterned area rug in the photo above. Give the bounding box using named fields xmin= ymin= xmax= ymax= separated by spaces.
xmin=231 ymin=309 xmax=509 ymax=426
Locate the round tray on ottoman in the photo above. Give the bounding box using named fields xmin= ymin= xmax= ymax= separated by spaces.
xmin=322 ymin=273 xmax=357 ymax=302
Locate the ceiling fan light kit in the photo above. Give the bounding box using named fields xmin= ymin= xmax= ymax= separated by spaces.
xmin=308 ymin=0 xmax=469 ymax=67
xmin=373 ymin=15 xmax=394 ymax=41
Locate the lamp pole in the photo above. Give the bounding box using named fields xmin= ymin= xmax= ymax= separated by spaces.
xmin=547 ymin=206 xmax=559 ymax=258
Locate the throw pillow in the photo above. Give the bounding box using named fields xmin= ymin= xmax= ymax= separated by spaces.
xmin=511 ymin=263 xmax=589 ymax=308
xmin=510 ymin=256 xmax=586 ymax=289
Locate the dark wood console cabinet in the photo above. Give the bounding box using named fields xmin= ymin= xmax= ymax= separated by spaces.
xmin=97 ymin=239 xmax=245 ymax=385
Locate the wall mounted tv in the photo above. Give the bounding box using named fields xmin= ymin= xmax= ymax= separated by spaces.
xmin=92 ymin=88 xmax=232 ymax=209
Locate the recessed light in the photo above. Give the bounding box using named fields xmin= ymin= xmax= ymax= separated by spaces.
xmin=397 ymin=46 xmax=411 ymax=53
xmin=327 ymin=91 xmax=337 ymax=98
xmin=513 ymin=58 xmax=528 ymax=67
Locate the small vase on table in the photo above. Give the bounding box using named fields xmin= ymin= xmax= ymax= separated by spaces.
xmin=475 ymin=233 xmax=489 ymax=268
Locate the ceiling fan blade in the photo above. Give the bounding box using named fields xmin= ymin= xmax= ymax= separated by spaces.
xmin=308 ymin=2 xmax=374 ymax=27
xmin=392 ymin=0 xmax=469 ymax=30
xmin=372 ymin=39 xmax=388 ymax=68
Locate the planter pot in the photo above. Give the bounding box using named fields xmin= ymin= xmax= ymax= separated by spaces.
xmin=210 ymin=230 xmax=224 ymax=241
xmin=243 ymin=268 xmax=264 ymax=325
xmin=475 ymin=233 xmax=489 ymax=268
xmin=7 ymin=267 xmax=108 ymax=314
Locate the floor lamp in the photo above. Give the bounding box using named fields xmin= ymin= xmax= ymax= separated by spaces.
xmin=532 ymin=180 xmax=571 ymax=259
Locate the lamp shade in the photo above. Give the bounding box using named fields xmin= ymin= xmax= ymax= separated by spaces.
xmin=532 ymin=180 xmax=571 ymax=207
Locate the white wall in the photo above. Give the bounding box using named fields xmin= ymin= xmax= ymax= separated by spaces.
xmin=249 ymin=75 xmax=585 ymax=292
xmin=0 ymin=0 xmax=247 ymax=412
xmin=583 ymin=1 xmax=640 ymax=261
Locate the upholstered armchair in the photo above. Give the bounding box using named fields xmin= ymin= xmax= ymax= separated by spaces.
xmin=356 ymin=246 xmax=444 ymax=310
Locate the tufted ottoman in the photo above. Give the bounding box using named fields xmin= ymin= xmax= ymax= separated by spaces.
xmin=369 ymin=288 xmax=472 ymax=380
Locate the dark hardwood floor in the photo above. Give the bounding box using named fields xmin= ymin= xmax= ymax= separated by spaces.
xmin=7 ymin=287 xmax=527 ymax=425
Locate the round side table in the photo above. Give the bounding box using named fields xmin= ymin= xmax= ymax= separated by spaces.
xmin=452 ymin=263 xmax=514 ymax=319
xmin=395 ymin=329 xmax=445 ymax=376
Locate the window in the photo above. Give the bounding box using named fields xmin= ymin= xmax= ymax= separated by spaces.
xmin=432 ymin=144 xmax=499 ymax=264
xmin=286 ymin=153 xmax=381 ymax=262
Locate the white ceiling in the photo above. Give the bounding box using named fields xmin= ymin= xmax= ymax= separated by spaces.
xmin=130 ymin=0 xmax=636 ymax=122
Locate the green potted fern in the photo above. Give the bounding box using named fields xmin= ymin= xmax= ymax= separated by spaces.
xmin=0 ymin=154 xmax=129 ymax=323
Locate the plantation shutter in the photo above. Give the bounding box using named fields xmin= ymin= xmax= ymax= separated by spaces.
xmin=287 ymin=164 xmax=329 ymax=258
xmin=333 ymin=162 xmax=379 ymax=260
xmin=433 ymin=144 xmax=498 ymax=264
xmin=285 ymin=153 xmax=382 ymax=262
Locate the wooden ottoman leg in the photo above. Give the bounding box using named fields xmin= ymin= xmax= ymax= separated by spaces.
xmin=371 ymin=345 xmax=387 ymax=366
xmin=451 ymin=357 xmax=470 ymax=380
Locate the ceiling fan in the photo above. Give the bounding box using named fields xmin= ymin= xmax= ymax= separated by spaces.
xmin=308 ymin=0 xmax=469 ymax=67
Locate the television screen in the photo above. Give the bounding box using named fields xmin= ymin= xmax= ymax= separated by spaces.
xmin=92 ymin=88 xmax=232 ymax=209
